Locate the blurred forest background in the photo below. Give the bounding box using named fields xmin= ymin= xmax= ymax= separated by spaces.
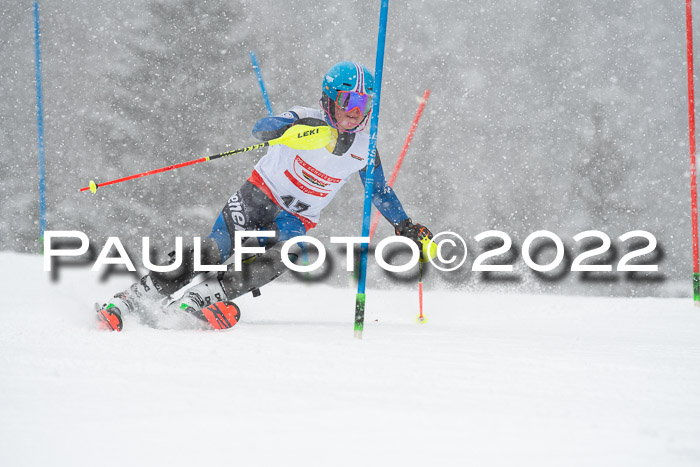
xmin=0 ymin=0 xmax=694 ymax=296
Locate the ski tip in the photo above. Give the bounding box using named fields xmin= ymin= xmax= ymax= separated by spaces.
xmin=96 ymin=305 xmax=123 ymax=332
xmin=201 ymin=301 xmax=241 ymax=330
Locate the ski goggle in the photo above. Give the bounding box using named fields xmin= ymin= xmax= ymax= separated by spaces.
xmin=335 ymin=90 xmax=373 ymax=115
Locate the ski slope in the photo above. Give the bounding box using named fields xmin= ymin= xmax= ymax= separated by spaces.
xmin=1 ymin=251 xmax=699 ymax=467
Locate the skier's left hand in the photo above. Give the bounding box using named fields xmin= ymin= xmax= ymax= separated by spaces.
xmin=395 ymin=218 xmax=436 ymax=262
xmin=395 ymin=218 xmax=432 ymax=243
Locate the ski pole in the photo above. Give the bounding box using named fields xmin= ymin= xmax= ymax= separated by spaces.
xmin=415 ymin=237 xmax=436 ymax=324
xmin=79 ymin=124 xmax=331 ymax=193
xmin=416 ymin=259 xmax=426 ymax=323
xmin=369 ymin=89 xmax=430 ymax=240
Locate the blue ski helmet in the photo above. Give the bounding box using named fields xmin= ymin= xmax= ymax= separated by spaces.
xmin=321 ymin=61 xmax=375 ymax=132
xmin=322 ymin=61 xmax=375 ymax=104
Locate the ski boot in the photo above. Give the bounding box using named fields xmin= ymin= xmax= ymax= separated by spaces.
xmin=95 ymin=275 xmax=165 ymax=332
xmin=167 ymin=245 xmax=295 ymax=330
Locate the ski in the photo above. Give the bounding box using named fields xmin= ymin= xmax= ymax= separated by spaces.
xmin=95 ymin=303 xmax=123 ymax=332
xmin=201 ymin=301 xmax=241 ymax=330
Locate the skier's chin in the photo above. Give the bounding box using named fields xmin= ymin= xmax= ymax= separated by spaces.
xmin=337 ymin=121 xmax=360 ymax=132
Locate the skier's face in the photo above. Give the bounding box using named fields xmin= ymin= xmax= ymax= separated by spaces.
xmin=333 ymin=102 xmax=365 ymax=132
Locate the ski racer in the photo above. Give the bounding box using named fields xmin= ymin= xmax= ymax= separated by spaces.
xmin=96 ymin=61 xmax=433 ymax=331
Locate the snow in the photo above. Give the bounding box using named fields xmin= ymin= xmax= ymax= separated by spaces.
xmin=1 ymin=251 xmax=700 ymax=466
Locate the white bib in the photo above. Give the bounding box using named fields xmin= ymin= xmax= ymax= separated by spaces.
xmin=253 ymin=107 xmax=370 ymax=224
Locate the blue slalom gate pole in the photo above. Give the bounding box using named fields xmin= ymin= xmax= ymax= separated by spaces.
xmin=33 ymin=1 xmax=47 ymax=250
xmin=354 ymin=0 xmax=390 ymax=339
xmin=249 ymin=51 xmax=274 ymax=117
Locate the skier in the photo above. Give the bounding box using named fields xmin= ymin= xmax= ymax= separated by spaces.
xmin=96 ymin=61 xmax=434 ymax=332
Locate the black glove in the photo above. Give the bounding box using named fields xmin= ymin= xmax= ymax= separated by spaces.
xmin=394 ymin=218 xmax=433 ymax=245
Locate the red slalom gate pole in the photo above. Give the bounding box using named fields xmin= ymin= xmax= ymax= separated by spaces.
xmin=366 ymin=89 xmax=431 ymax=325
xmin=686 ymin=0 xmax=700 ymax=304
xmin=369 ymin=89 xmax=431 ymax=240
